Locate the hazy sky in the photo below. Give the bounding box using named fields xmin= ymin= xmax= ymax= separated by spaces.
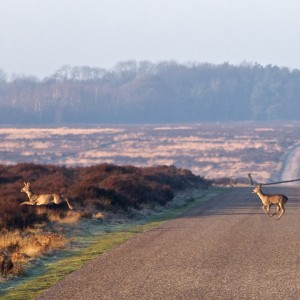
xmin=1 ymin=0 xmax=300 ymax=78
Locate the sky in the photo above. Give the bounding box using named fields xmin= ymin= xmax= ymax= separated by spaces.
xmin=1 ymin=0 xmax=300 ymax=79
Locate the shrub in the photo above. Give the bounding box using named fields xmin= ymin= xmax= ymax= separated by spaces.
xmin=0 ymin=163 xmax=207 ymax=229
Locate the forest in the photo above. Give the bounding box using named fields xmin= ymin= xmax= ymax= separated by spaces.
xmin=0 ymin=61 xmax=300 ymax=124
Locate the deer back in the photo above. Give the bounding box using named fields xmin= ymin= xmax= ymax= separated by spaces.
xmin=259 ymin=192 xmax=286 ymax=205
xmin=32 ymin=193 xmax=62 ymax=205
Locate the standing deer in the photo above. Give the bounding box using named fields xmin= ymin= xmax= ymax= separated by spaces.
xmin=20 ymin=182 xmax=73 ymax=210
xmin=252 ymin=185 xmax=288 ymax=220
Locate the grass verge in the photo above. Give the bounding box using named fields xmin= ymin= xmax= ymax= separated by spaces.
xmin=0 ymin=187 xmax=226 ymax=300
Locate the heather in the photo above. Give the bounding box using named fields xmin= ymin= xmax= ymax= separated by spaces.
xmin=0 ymin=163 xmax=206 ymax=229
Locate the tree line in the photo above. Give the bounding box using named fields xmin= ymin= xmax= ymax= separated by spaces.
xmin=0 ymin=61 xmax=300 ymax=124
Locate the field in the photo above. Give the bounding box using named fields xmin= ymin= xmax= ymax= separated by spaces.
xmin=1 ymin=121 xmax=300 ymax=293
xmin=0 ymin=122 xmax=299 ymax=183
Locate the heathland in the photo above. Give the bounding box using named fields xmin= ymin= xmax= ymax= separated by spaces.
xmin=0 ymin=163 xmax=206 ymax=283
xmin=0 ymin=122 xmax=299 ymax=182
xmin=0 ymin=121 xmax=299 ymax=291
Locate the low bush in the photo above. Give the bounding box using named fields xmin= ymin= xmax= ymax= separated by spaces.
xmin=0 ymin=163 xmax=207 ymax=229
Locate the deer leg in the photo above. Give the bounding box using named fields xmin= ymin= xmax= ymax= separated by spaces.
xmin=262 ymin=205 xmax=272 ymax=216
xmin=58 ymin=195 xmax=73 ymax=210
xmin=20 ymin=201 xmax=35 ymax=206
xmin=267 ymin=205 xmax=274 ymax=217
xmin=272 ymin=205 xmax=280 ymax=216
xmin=65 ymin=199 xmax=74 ymax=210
xmin=276 ymin=203 xmax=285 ymax=220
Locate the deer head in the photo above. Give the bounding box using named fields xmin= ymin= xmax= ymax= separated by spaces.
xmin=252 ymin=185 xmax=262 ymax=194
xmin=21 ymin=182 xmax=31 ymax=193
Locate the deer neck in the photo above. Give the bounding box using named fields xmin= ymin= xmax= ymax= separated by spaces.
xmin=24 ymin=189 xmax=34 ymax=200
xmin=257 ymin=190 xmax=264 ymax=195
xmin=256 ymin=190 xmax=267 ymax=201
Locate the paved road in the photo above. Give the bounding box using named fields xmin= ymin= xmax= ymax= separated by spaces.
xmin=36 ymin=186 xmax=300 ymax=300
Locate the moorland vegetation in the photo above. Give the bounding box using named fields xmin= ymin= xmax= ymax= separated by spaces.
xmin=0 ymin=163 xmax=207 ymax=277
xmin=0 ymin=163 xmax=206 ymax=228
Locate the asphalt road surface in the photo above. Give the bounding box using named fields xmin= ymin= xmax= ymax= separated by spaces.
xmin=36 ymin=186 xmax=300 ymax=300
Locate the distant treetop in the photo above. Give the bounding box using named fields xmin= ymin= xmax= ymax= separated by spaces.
xmin=0 ymin=61 xmax=299 ymax=124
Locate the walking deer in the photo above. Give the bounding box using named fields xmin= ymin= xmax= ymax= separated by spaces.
xmin=252 ymin=185 xmax=288 ymax=220
xmin=20 ymin=182 xmax=74 ymax=210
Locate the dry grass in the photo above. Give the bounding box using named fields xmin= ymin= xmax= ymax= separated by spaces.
xmin=0 ymin=228 xmax=67 ymax=278
xmin=0 ymin=123 xmax=298 ymax=183
xmin=47 ymin=210 xmax=83 ymax=224
xmin=92 ymin=212 xmax=106 ymax=219
xmin=0 ymin=122 xmax=300 ymax=182
xmin=34 ymin=207 xmax=84 ymax=224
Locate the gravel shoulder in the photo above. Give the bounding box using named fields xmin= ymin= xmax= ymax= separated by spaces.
xmin=36 ymin=186 xmax=300 ymax=300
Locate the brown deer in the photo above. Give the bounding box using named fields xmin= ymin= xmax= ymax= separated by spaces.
xmin=252 ymin=185 xmax=288 ymax=220
xmin=20 ymin=182 xmax=73 ymax=210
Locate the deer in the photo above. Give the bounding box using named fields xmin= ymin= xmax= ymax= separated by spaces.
xmin=20 ymin=182 xmax=74 ymax=210
xmin=252 ymin=185 xmax=288 ymax=220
